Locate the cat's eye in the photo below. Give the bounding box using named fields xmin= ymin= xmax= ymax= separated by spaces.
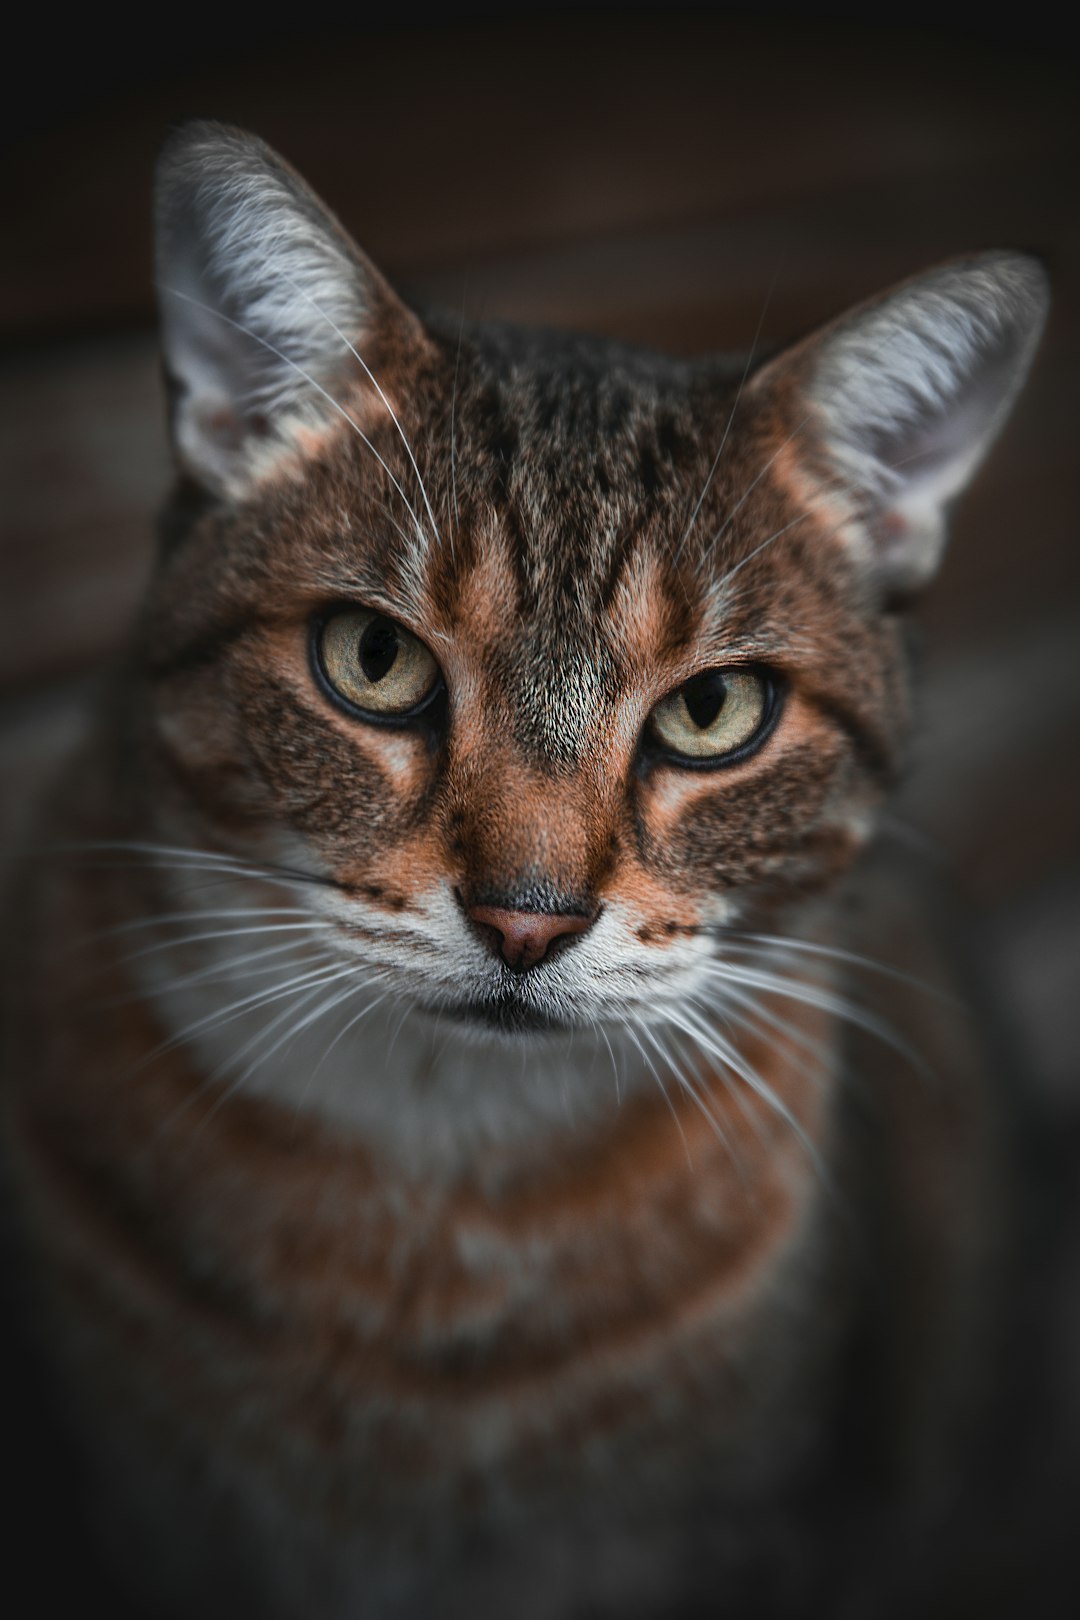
xmin=649 ymin=668 xmax=777 ymax=764
xmin=314 ymin=608 xmax=442 ymax=720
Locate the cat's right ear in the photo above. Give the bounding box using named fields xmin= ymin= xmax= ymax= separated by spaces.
xmin=154 ymin=121 xmax=418 ymax=499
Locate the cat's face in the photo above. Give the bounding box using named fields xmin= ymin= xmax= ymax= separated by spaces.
xmin=134 ymin=123 xmax=1046 ymax=1062
xmin=144 ymin=318 xmax=901 ymax=1040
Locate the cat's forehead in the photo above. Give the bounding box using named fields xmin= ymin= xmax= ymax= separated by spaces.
xmin=408 ymin=322 xmax=763 ymax=638
xmin=450 ymin=320 xmax=716 ymax=489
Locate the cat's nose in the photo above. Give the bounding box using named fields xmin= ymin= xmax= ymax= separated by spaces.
xmin=464 ymin=902 xmax=597 ymax=971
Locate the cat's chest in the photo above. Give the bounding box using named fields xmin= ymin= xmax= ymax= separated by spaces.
xmin=14 ymin=924 xmax=832 ymax=1511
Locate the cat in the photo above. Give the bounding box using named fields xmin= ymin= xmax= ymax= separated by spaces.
xmin=0 ymin=121 xmax=1049 ymax=1617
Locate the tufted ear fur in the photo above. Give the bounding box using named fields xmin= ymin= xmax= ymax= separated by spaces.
xmin=754 ymin=253 xmax=1050 ymax=594
xmin=155 ymin=121 xmax=415 ymax=499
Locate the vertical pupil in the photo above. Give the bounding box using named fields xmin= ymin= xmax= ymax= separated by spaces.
xmin=359 ymin=618 xmax=400 ymax=683
xmin=683 ymin=671 xmax=727 ymax=730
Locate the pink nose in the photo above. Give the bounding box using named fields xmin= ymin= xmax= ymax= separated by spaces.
xmin=466 ymin=904 xmax=596 ymax=970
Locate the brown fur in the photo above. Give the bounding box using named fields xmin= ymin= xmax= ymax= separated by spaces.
xmin=1 ymin=124 xmax=1047 ymax=1618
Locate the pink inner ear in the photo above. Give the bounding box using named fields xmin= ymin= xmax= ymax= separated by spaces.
xmin=195 ymin=401 xmax=244 ymax=449
xmin=881 ymin=511 xmax=908 ymax=537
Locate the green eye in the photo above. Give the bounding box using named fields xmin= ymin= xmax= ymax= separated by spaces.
xmin=650 ymin=668 xmax=774 ymax=762
xmin=315 ymin=608 xmax=441 ymax=718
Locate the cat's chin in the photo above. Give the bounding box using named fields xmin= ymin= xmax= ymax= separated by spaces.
xmin=419 ymin=995 xmax=578 ymax=1038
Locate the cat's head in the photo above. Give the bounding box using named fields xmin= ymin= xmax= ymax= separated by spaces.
xmin=136 ymin=122 xmax=1046 ymax=1062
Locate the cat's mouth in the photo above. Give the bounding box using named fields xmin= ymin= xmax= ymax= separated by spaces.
xmin=423 ymin=997 xmax=573 ymax=1036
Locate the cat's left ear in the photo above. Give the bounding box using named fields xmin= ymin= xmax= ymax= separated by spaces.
xmin=752 ymin=253 xmax=1049 ymax=594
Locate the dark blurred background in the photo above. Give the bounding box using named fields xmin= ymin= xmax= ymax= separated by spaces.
xmin=3 ymin=1 xmax=1077 ymax=1609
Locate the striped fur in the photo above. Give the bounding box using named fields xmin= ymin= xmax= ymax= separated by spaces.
xmin=1 ymin=124 xmax=1048 ymax=1616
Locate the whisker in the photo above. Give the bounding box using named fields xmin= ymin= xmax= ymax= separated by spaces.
xmin=78 ymin=906 xmax=318 ymax=947
xmin=358 ymin=491 xmax=423 ymax=559
xmin=48 ymin=839 xmax=349 ymax=895
xmin=710 ymin=982 xmax=833 ymax=1074
xmin=694 ymin=414 xmax=810 ymax=575
xmin=620 ymin=1014 xmax=692 ymax=1168
xmin=111 ymin=922 xmax=335 ymax=974
xmin=662 ymin=1008 xmax=772 ymax=1150
xmin=636 ymin=1017 xmax=742 ymax=1167
xmin=281 ymin=275 xmax=449 ymax=560
xmin=450 ymin=297 xmax=467 ymax=542
xmin=594 ymin=1019 xmax=623 ymax=1106
xmin=702 ymin=996 xmax=834 ymax=1132
xmin=696 ymin=960 xmax=930 ymax=1079
xmin=669 ymin=1002 xmax=828 ymax=1181
xmin=720 ymin=928 xmax=953 ymax=1001
xmin=673 ymin=263 xmax=779 ymax=563
xmin=98 ymin=937 xmax=332 ymax=1005
xmin=167 ymin=968 xmax=366 ymax=1134
xmin=385 ymin=992 xmax=418 ymax=1068
xmin=131 ymin=960 xmax=354 ymax=1083
xmin=296 ymin=985 xmax=396 ymax=1116
xmin=694 ymin=434 xmax=884 ymax=599
xmin=711 ymin=508 xmax=813 ymax=588
xmin=157 ymin=283 xmax=431 ymax=555
xmin=221 ymin=966 xmax=372 ymax=1096
xmin=307 ymin=977 xmax=396 ymax=1085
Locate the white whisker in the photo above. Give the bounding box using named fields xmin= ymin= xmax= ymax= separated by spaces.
xmin=281 ymin=275 xmax=449 ymax=561
xmin=450 ymin=298 xmax=467 ymax=541
xmin=82 ymin=904 xmax=316 ymax=940
xmin=673 ymin=264 xmax=779 ymax=563
xmin=158 ymin=283 xmax=431 ymax=555
xmin=109 ymin=922 xmax=334 ymax=974
xmin=696 ymin=960 xmax=929 ymax=1078
xmin=167 ymin=969 xmax=365 ymax=1133
xmin=669 ymin=1002 xmax=828 ymax=1180
xmin=222 ymin=966 xmax=372 ymax=1094
xmin=594 ymin=1019 xmax=623 ymax=1106
xmin=133 ymin=960 xmax=354 ymax=1083
xmin=307 ymin=979 xmax=396 ymax=1088
xmin=697 ymin=414 xmax=810 ymax=573
xmin=723 ymin=929 xmax=953 ymax=1002
xmin=620 ymin=1014 xmax=692 ymax=1167
xmin=710 ymin=982 xmax=832 ymax=1075
xmin=663 ymin=1009 xmax=771 ymax=1148
xmin=636 ymin=1017 xmax=741 ymax=1166
xmin=101 ymin=938 xmax=332 ymax=1004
